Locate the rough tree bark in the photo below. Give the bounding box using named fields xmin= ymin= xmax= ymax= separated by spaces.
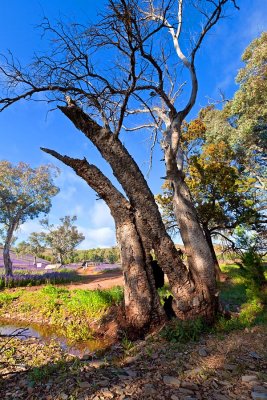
xmin=42 ymin=148 xmax=166 ymax=331
xmin=3 ymin=223 xmax=16 ymax=277
xmin=202 ymin=225 xmax=222 ymax=280
xmin=56 ymin=104 xmax=217 ymax=321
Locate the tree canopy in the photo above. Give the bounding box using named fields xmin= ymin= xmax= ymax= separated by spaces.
xmin=40 ymin=216 xmax=85 ymax=265
xmin=0 ymin=161 xmax=59 ymax=275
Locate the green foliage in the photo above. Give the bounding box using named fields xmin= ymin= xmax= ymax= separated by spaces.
xmin=39 ymin=216 xmax=85 ymax=264
xmin=157 ymin=285 xmax=172 ymax=305
xmin=226 ymin=32 xmax=267 ymax=155
xmin=0 ymin=161 xmax=59 ymax=226
xmin=161 ymin=318 xmax=205 ymax=343
xmin=215 ymin=263 xmax=266 ymax=333
xmin=121 ymin=335 xmax=134 ymax=352
xmin=0 ymin=291 xmax=20 ymax=307
xmin=0 ymin=285 xmax=124 ymax=341
xmin=0 ymin=161 xmax=59 ymax=275
xmin=16 ymin=232 xmax=46 ymax=263
xmin=74 ymin=247 xmax=120 ymax=264
xmin=28 ymin=361 xmax=65 ymax=384
xmin=234 ymin=226 xmax=266 ymax=286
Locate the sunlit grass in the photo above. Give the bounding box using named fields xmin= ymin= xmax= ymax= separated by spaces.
xmin=0 ymin=285 xmax=124 ymax=341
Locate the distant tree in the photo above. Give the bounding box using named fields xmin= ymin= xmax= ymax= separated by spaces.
xmin=40 ymin=216 xmax=85 ymax=265
xmin=16 ymin=232 xmax=46 ymax=265
xmin=0 ymin=162 xmax=59 ymax=276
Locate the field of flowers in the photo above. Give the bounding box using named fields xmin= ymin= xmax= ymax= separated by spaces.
xmin=0 ymin=250 xmax=83 ymax=288
xmin=0 ymin=250 xmax=50 ymax=269
xmin=0 ymin=250 xmax=121 ymax=288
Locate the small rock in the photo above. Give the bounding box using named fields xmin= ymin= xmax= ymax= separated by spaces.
xmin=184 ymin=398 xmax=197 ymax=400
xmin=181 ymin=382 xmax=199 ymax=391
xmin=123 ymin=368 xmax=137 ymax=378
xmin=224 ymin=364 xmax=237 ymax=371
xmin=143 ymin=383 xmax=157 ymax=395
xmin=252 ymin=387 xmax=267 ymax=394
xmin=249 ymin=381 xmax=262 ymax=388
xmin=98 ymin=380 xmax=110 ymax=387
xmin=198 ymin=348 xmax=209 ymax=357
xmin=81 ymin=353 xmax=92 ymax=361
xmin=163 ymin=376 xmax=181 ymax=387
xmin=79 ymin=381 xmax=91 ymax=389
xmin=61 ymin=394 xmax=68 ymax=400
xmin=101 ymin=390 xmax=113 ymax=398
xmin=252 ymin=393 xmax=267 ymax=400
xmin=213 ymin=394 xmax=230 ymax=400
xmin=171 ymin=395 xmax=179 ymax=400
xmin=178 ymin=388 xmax=195 ymax=395
xmin=87 ymin=360 xmax=106 ymax=368
xmin=242 ymin=375 xmax=258 ymax=383
xmin=249 ymin=351 xmax=262 ymax=360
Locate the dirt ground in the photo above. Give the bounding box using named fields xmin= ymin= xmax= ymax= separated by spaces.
xmin=65 ymin=267 xmax=124 ymax=290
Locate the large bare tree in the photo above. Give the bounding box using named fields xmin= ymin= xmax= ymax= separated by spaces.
xmin=0 ymin=0 xmax=239 ymax=325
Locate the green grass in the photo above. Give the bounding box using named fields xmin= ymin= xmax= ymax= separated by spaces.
xmin=0 ymin=285 xmax=124 ymax=341
xmin=214 ymin=263 xmax=267 ymax=333
xmin=0 ymin=291 xmax=21 ymax=307
xmin=161 ymin=317 xmax=206 ymax=343
xmin=160 ymin=263 xmax=267 ymax=342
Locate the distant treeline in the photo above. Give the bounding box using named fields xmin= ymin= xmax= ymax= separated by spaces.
xmin=38 ymin=246 xmax=121 ymax=264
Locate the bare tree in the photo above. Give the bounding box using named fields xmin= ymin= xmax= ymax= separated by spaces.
xmin=42 ymin=148 xmax=166 ymax=331
xmin=0 ymin=0 xmax=239 ymax=323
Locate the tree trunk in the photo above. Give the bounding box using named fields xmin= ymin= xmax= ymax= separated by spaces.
xmin=3 ymin=224 xmax=16 ymax=277
xmin=42 ymin=149 xmax=166 ymax=331
xmin=203 ymin=226 xmax=222 ymax=281
xmin=57 ymin=105 xmax=217 ymax=321
xmin=58 ymin=253 xmax=63 ymax=265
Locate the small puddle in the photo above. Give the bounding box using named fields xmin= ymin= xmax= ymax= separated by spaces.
xmin=0 ymin=318 xmax=110 ymax=358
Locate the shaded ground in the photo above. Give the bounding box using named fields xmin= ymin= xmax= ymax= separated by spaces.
xmin=0 ymin=325 xmax=266 ymax=399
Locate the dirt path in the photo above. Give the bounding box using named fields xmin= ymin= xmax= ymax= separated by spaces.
xmin=66 ymin=267 xmax=124 ymax=290
xmin=8 ymin=267 xmax=124 ymax=293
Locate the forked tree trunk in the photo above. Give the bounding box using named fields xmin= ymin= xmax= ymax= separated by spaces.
xmin=42 ymin=149 xmax=166 ymax=331
xmin=57 ymin=105 xmax=217 ymax=321
xmin=162 ymin=127 xmax=218 ymax=320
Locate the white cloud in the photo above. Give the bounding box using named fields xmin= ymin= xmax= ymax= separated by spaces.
xmin=16 ymin=219 xmax=46 ymax=243
xmin=78 ymin=226 xmax=116 ymax=249
xmin=89 ymin=201 xmax=115 ymax=229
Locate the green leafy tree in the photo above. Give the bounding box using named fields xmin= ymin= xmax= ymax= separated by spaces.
xmin=232 ymin=226 xmax=266 ymax=286
xmin=157 ymin=118 xmax=260 ymax=274
xmin=0 ymin=162 xmax=59 ymax=276
xmin=16 ymin=232 xmax=46 ymax=265
xmin=40 ymin=216 xmax=85 ymax=265
xmin=225 ymin=32 xmax=267 ymax=160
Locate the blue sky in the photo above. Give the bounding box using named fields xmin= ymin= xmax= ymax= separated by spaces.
xmin=0 ymin=0 xmax=266 ymax=249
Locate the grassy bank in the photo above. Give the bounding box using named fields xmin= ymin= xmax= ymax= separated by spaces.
xmin=0 ymin=285 xmax=123 ymax=341
xmin=0 ymin=263 xmax=266 ymax=344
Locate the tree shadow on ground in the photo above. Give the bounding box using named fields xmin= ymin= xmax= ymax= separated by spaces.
xmin=0 ymin=323 xmax=266 ymax=400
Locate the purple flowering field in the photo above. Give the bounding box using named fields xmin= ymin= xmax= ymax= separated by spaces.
xmin=93 ymin=263 xmax=121 ymax=272
xmin=0 ymin=250 xmax=82 ymax=288
xmin=0 ymin=250 xmax=121 ymax=288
